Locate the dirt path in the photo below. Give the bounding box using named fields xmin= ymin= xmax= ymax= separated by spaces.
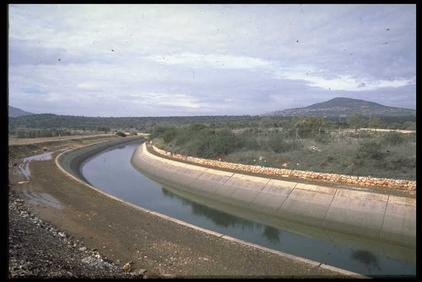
xmin=8 ymin=138 xmax=356 ymax=278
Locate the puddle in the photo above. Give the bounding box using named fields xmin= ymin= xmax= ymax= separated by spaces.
xmin=23 ymin=151 xmax=53 ymax=162
xmin=18 ymin=152 xmax=53 ymax=180
xmin=23 ymin=191 xmax=63 ymax=210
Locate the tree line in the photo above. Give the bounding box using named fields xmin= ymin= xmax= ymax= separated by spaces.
xmin=9 ymin=113 xmax=416 ymax=133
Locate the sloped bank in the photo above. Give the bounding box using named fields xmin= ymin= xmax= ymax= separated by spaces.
xmin=132 ymin=143 xmax=416 ymax=248
xmin=53 ymin=137 xmax=358 ymax=277
xmin=150 ymin=145 xmax=416 ymax=191
xmin=58 ymin=136 xmax=143 ymax=183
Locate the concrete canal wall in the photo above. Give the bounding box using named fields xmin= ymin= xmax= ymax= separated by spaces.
xmin=59 ymin=136 xmax=143 ymax=182
xmin=132 ymin=143 xmax=416 ymax=248
xmin=150 ymin=145 xmax=416 ymax=191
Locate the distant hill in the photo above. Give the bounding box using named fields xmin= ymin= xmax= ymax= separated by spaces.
xmin=9 ymin=106 xmax=33 ymax=117
xmin=265 ymin=97 xmax=416 ymax=117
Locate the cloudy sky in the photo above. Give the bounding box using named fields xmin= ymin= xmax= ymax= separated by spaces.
xmin=9 ymin=4 xmax=416 ymax=116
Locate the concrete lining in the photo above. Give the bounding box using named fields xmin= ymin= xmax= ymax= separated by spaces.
xmin=380 ymin=196 xmax=416 ymax=244
xmin=54 ymin=137 xmax=368 ymax=278
xmin=324 ymin=189 xmax=388 ymax=238
xmin=250 ymin=179 xmax=296 ymax=213
xmin=132 ymin=143 xmax=416 ymax=248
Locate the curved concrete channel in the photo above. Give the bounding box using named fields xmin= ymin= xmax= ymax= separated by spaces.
xmin=57 ymin=136 xmax=144 ymax=183
xmin=57 ymin=138 xmax=416 ymax=277
xmin=132 ymin=143 xmax=416 ymax=249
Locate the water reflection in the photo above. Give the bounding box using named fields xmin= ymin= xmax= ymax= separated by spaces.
xmin=157 ymin=181 xmax=415 ymax=276
xmin=162 ymin=187 xmax=281 ymax=243
xmin=80 ymin=142 xmax=416 ymax=277
xmin=263 ymin=226 xmax=280 ymax=244
xmin=162 ymin=187 xmax=254 ymax=228
xmin=352 ymin=250 xmax=381 ymax=271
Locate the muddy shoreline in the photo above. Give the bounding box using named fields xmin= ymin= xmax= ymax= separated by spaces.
xmin=8 ymin=189 xmax=145 ymax=279
xmin=8 ymin=136 xmax=353 ymax=278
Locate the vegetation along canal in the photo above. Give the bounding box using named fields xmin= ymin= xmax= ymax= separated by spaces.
xmin=80 ymin=140 xmax=415 ymax=277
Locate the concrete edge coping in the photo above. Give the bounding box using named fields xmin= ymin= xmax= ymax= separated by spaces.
xmin=140 ymin=142 xmax=417 ymax=246
xmin=145 ymin=144 xmax=415 ymax=205
xmin=387 ymin=195 xmax=416 ymax=207
xmin=54 ymin=142 xmax=367 ymax=278
xmin=144 ymin=143 xmax=339 ymax=196
xmin=150 ymin=144 xmax=416 ymax=191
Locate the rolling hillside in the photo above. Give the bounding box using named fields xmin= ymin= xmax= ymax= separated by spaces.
xmin=9 ymin=106 xmax=33 ymax=117
xmin=266 ymin=97 xmax=416 ymax=117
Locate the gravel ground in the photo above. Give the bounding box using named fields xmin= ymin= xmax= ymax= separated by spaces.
xmin=7 ymin=137 xmax=350 ymax=278
xmin=8 ymin=187 xmax=147 ymax=279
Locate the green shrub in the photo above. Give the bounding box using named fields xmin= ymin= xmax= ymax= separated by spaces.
xmin=402 ymin=121 xmax=416 ymax=130
xmin=267 ymin=134 xmax=301 ymax=153
xmin=238 ymin=132 xmax=260 ymax=150
xmin=356 ymin=141 xmax=384 ymax=160
xmin=382 ymin=156 xmax=416 ymax=170
xmin=166 ymin=126 xmax=242 ymax=158
xmin=193 ymin=128 xmax=241 ymax=158
xmin=381 ymin=132 xmax=405 ymax=146
xmin=294 ymin=117 xmax=327 ymax=138
xmin=162 ymin=128 xmax=177 ymax=143
xmin=151 ymin=126 xmax=170 ymax=139
xmin=187 ymin=123 xmax=207 ymax=132
xmin=314 ymin=133 xmax=331 ymax=144
xmin=242 ymin=137 xmax=260 ymax=150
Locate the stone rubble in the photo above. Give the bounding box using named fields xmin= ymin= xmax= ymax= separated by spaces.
xmin=150 ymin=144 xmax=416 ymax=191
xmin=8 ymin=189 xmax=146 ymax=279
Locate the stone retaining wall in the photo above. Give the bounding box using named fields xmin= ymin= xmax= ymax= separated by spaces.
xmin=149 ymin=143 xmax=415 ymax=191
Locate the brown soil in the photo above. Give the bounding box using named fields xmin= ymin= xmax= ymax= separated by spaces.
xmin=8 ymin=137 xmax=352 ymax=278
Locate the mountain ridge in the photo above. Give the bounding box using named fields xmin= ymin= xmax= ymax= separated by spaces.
xmin=265 ymin=97 xmax=416 ymax=117
xmin=9 ymin=106 xmax=33 ymax=117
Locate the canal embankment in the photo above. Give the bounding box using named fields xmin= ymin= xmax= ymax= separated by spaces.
xmin=9 ymin=136 xmax=353 ymax=277
xmin=132 ymin=142 xmax=416 ymax=249
xmin=58 ymin=136 xmax=143 ymax=183
xmin=147 ymin=143 xmax=416 ymax=192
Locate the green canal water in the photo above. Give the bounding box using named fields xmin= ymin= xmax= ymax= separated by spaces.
xmin=80 ymin=141 xmax=416 ymax=277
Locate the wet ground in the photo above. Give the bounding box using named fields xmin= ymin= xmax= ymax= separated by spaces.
xmin=8 ymin=137 xmax=349 ymax=278
xmin=8 ymin=189 xmax=145 ymax=279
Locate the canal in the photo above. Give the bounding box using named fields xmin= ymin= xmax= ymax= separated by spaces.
xmin=80 ymin=140 xmax=415 ymax=277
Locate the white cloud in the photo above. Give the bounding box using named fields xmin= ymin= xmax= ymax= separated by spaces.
xmin=77 ymin=82 xmax=101 ymax=90
xmin=144 ymin=53 xmax=271 ymax=70
xmin=124 ymin=92 xmax=203 ymax=109
xmin=8 ymin=4 xmax=416 ymax=115
xmin=274 ymin=67 xmax=415 ymax=91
